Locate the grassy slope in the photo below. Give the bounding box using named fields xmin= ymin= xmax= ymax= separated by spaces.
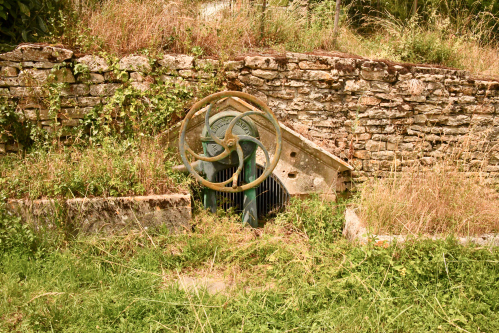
xmin=1 ymin=199 xmax=499 ymax=332
xmin=59 ymin=0 xmax=499 ymax=77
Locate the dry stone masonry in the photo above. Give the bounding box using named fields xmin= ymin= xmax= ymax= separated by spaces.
xmin=1 ymin=44 xmax=498 ymax=184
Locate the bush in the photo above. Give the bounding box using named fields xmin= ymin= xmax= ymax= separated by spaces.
xmin=0 ymin=0 xmax=69 ymax=51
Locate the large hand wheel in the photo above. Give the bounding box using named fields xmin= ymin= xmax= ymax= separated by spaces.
xmin=179 ymin=91 xmax=282 ymax=193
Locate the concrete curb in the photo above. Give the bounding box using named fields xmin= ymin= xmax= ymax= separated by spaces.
xmin=7 ymin=194 xmax=191 ymax=234
xmin=343 ymin=208 xmax=499 ymax=247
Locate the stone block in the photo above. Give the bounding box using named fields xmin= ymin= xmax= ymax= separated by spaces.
xmin=414 ymin=104 xmax=441 ymax=114
xmin=344 ymin=79 xmax=369 ymax=92
xmin=158 ymin=54 xmax=194 ymax=69
xmin=7 ymin=194 xmax=191 ymax=235
xmin=359 ymin=95 xmax=381 ymax=106
xmin=298 ymin=60 xmax=330 ymax=70
xmin=18 ymin=69 xmax=49 ymax=85
xmin=267 ymin=90 xmax=294 ymax=100
xmin=19 ymin=44 xmax=73 ymax=62
xmin=447 ymin=115 xmax=470 ymax=126
xmin=463 ymin=104 xmax=495 ymax=114
xmin=10 ymin=86 xmax=43 ymax=97
xmin=0 ymin=77 xmax=19 ymax=86
xmin=77 ymin=55 xmax=109 ymax=72
xmin=61 ymin=84 xmax=90 ymax=96
xmin=238 ymin=74 xmax=264 ymax=86
xmin=196 ymin=58 xmax=220 ymax=70
xmin=371 ymin=150 xmax=395 ymax=160
xmin=50 ymin=68 xmax=76 ymax=83
xmin=178 ymin=69 xmax=194 ymax=78
xmin=61 ymin=119 xmax=80 ymax=126
xmin=23 ymin=109 xmax=50 ymax=121
xmin=78 ymin=97 xmax=101 ymax=107
xmin=245 ymin=56 xmax=279 ymax=70
xmin=87 ymin=73 xmax=105 ymax=83
xmin=471 ymin=114 xmax=494 ymax=126
xmin=223 ymin=60 xmax=244 ymax=71
xmin=360 ymin=69 xmax=387 ymax=81
xmin=21 ymin=61 xmax=55 ymax=69
xmin=252 ymin=69 xmax=278 ymax=80
xmin=90 ymin=83 xmax=120 ymax=96
xmin=104 ymin=71 xmax=129 ymax=82
xmin=306 ymin=70 xmax=333 ymax=81
xmin=1 ymin=66 xmax=18 ymax=77
xmin=366 ymin=140 xmax=386 ymax=151
xmin=60 ymin=97 xmax=78 ymax=107
xmin=118 ymin=55 xmax=151 ymax=72
xmin=0 ymin=88 xmax=9 ymax=96
xmin=370 ymin=81 xmax=391 ymax=92
xmin=458 ymin=96 xmax=476 ymax=104
xmin=0 ymin=48 xmax=23 ymax=61
xmin=130 ymin=72 xmax=144 ymax=82
xmin=60 ymin=107 xmax=92 ymax=119
xmin=353 ymin=150 xmax=370 ymax=159
xmin=131 ymin=82 xmax=151 ymax=91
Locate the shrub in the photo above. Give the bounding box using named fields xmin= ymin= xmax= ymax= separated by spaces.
xmin=0 ymin=0 xmax=69 ymax=51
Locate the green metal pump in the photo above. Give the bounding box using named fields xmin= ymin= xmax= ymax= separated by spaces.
xmin=177 ymin=91 xmax=282 ymax=227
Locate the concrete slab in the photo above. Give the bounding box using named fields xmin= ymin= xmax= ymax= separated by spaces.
xmin=343 ymin=208 xmax=499 ymax=247
xmin=7 ymin=194 xmax=191 ymax=234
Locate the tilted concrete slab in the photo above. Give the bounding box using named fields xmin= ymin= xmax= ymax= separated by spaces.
xmin=165 ymin=97 xmax=353 ymax=197
xmin=7 ymin=194 xmax=191 ymax=234
xmin=344 ymin=208 xmax=499 ymax=247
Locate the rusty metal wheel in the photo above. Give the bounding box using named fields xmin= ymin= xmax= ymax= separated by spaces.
xmin=179 ymin=91 xmax=282 ymax=193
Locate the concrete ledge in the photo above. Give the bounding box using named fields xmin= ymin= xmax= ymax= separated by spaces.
xmin=7 ymin=194 xmax=191 ymax=234
xmin=343 ymin=208 xmax=499 ymax=247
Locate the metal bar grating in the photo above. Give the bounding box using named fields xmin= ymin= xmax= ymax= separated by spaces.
xmin=215 ymin=164 xmax=289 ymax=219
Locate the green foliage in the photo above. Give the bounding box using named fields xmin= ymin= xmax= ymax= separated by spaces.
xmin=83 ymin=81 xmax=193 ymax=140
xmin=343 ymin=0 xmax=499 ymax=38
xmin=0 ymin=98 xmax=34 ymax=149
xmin=0 ymin=0 xmax=68 ymax=51
xmin=0 ymin=204 xmax=37 ymax=254
xmin=275 ymin=195 xmax=345 ymax=244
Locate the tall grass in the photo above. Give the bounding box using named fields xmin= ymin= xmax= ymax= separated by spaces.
xmin=57 ymin=0 xmax=499 ymax=76
xmin=355 ymin=132 xmax=499 ymax=236
xmin=0 ymin=137 xmax=188 ymax=200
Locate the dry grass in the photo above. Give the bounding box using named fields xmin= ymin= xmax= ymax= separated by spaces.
xmin=355 ymin=134 xmax=499 ymax=236
xmin=63 ymin=0 xmax=499 ymax=76
xmin=457 ymin=41 xmax=499 ymax=77
xmin=76 ymin=0 xmax=259 ymax=56
xmin=0 ymin=137 xmax=188 ymax=199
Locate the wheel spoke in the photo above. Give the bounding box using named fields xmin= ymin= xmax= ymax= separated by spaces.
xmin=230 ymin=143 xmax=245 ymax=189
xmin=237 ymin=135 xmax=270 ymax=168
xmin=186 ymin=143 xmax=230 ymax=162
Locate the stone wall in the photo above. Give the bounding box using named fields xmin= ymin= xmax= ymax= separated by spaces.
xmin=1 ymin=44 xmax=498 ymax=184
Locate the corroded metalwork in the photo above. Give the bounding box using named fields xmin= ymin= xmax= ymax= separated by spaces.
xmin=178 ymin=91 xmax=282 ymax=193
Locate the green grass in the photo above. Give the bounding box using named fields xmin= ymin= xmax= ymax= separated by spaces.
xmin=1 ymin=198 xmax=498 ymax=332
